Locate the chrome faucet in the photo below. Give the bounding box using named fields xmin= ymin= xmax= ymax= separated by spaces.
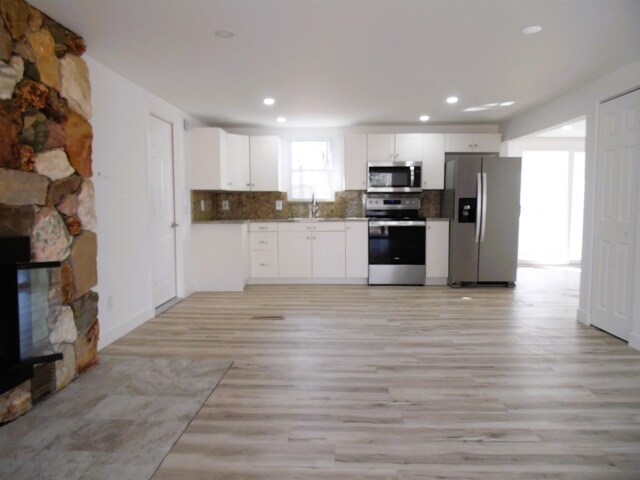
xmin=310 ymin=192 xmax=319 ymax=218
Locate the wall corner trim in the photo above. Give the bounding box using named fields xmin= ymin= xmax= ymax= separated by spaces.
xmin=576 ymin=308 xmax=591 ymax=326
xmin=628 ymin=332 xmax=640 ymax=352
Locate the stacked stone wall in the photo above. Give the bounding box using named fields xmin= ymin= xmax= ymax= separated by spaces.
xmin=0 ymin=0 xmax=97 ymax=423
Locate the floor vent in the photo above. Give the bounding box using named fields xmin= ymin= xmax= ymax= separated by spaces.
xmin=251 ymin=315 xmax=285 ymax=321
xmin=31 ymin=362 xmax=56 ymax=405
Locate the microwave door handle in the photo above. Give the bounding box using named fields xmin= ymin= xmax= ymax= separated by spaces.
xmin=475 ymin=173 xmax=482 ymax=243
xmin=481 ymin=172 xmax=488 ymax=242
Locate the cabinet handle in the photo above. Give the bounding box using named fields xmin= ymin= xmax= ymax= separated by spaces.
xmin=474 ymin=144 xmax=479 ymax=148
xmin=259 ymin=263 xmax=269 ymax=267
xmin=251 ymin=183 xmax=255 ymax=187
xmin=307 ymin=236 xmax=310 ymax=240
xmin=259 ymin=227 xmax=267 ymax=230
xmin=313 ymin=236 xmax=316 ymax=240
xmin=228 ymin=182 xmax=232 ymax=186
xmin=259 ymin=240 xmax=268 ymax=244
xmin=246 ymin=183 xmax=251 ymax=186
xmin=468 ymin=144 xmax=473 ymax=148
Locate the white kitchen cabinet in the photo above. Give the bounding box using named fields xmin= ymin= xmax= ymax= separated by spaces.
xmin=421 ymin=134 xmax=445 ymax=190
xmin=367 ymin=134 xmax=422 ymax=163
xmin=277 ymin=230 xmax=312 ymax=278
xmin=187 ymin=128 xmax=227 ymax=190
xmin=187 ymin=128 xmax=282 ymax=191
xmin=249 ymin=223 xmax=279 ymax=278
xmin=250 ymin=136 xmax=282 ymax=191
xmin=426 ymin=220 xmax=449 ymax=285
xmin=191 ymin=223 xmax=249 ymax=291
xmin=227 ymin=133 xmax=250 ymax=191
xmin=367 ymin=134 xmax=396 ymax=162
xmin=395 ymin=134 xmax=423 ymax=162
xmin=445 ymin=133 xmax=501 ymax=153
xmin=345 ymin=134 xmax=367 ymax=190
xmin=278 ymin=222 xmax=345 ymax=278
xmin=345 ymin=221 xmax=368 ymax=278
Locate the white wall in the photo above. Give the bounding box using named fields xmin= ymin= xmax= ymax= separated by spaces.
xmin=501 ymin=58 xmax=640 ymax=349
xmin=88 ymin=56 xmax=203 ymax=350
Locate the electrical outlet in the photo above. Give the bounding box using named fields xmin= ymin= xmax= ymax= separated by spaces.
xmin=222 ymin=200 xmax=230 ymax=211
xmin=275 ymin=200 xmax=283 ymax=211
xmin=200 ymin=200 xmax=205 ymax=211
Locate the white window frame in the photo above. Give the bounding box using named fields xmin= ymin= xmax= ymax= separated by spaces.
xmin=289 ymin=140 xmax=335 ymax=201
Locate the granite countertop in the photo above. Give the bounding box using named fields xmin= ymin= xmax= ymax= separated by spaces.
xmin=193 ymin=217 xmax=448 ymax=224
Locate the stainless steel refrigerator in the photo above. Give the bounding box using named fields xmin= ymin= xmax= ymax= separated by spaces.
xmin=443 ymin=155 xmax=522 ymax=287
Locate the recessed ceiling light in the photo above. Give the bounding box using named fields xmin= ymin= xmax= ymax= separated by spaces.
xmin=263 ymin=97 xmax=275 ymax=105
xmin=500 ymin=101 xmax=515 ymax=106
xmin=562 ymin=125 xmax=573 ymax=131
xmin=419 ymin=115 xmax=430 ymax=122
xmin=484 ymin=103 xmax=499 ymax=107
xmin=446 ymin=96 xmax=459 ymax=104
xmin=215 ymin=30 xmax=234 ymax=39
xmin=463 ymin=107 xmax=489 ymax=112
xmin=521 ymin=25 xmax=542 ymax=35
xmin=462 ymin=296 xmax=473 ymax=300
xmin=276 ymin=116 xmax=286 ymax=123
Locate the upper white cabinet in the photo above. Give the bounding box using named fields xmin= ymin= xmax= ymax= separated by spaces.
xmin=227 ymin=133 xmax=250 ymax=191
xmin=345 ymin=134 xmax=367 ymax=190
xmin=421 ymin=134 xmax=445 ymax=190
xmin=250 ymin=136 xmax=282 ymax=192
xmin=367 ymin=134 xmax=422 ymax=163
xmin=187 ymin=128 xmax=282 ymax=191
xmin=445 ymin=133 xmax=501 ymax=153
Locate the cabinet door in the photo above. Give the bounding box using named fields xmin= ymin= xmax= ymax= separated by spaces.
xmin=250 ymin=250 xmax=278 ymax=278
xmin=186 ymin=128 xmax=226 ymax=190
xmin=445 ymin=134 xmax=474 ymax=153
xmin=395 ymin=134 xmax=422 ymax=162
xmin=345 ymin=134 xmax=367 ymax=190
xmin=278 ymin=232 xmax=312 ymax=277
xmin=367 ymin=134 xmax=395 ymax=162
xmin=226 ymin=133 xmax=250 ymax=191
xmin=345 ymin=222 xmax=368 ymax=277
xmin=250 ymin=136 xmax=281 ymax=191
xmin=421 ymin=134 xmax=445 ymax=190
xmin=312 ymin=231 xmax=345 ymax=278
xmin=426 ymin=221 xmax=449 ymax=280
xmin=473 ymin=133 xmax=501 ymax=153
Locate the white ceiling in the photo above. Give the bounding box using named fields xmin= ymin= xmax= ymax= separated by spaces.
xmin=31 ymin=0 xmax=640 ymax=128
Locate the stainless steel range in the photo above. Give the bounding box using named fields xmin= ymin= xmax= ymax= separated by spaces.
xmin=366 ymin=194 xmax=426 ymax=285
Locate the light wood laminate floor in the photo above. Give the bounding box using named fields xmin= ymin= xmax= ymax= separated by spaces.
xmin=104 ymin=267 xmax=640 ymax=479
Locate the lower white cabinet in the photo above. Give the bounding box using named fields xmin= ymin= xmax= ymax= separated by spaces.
xmin=345 ymin=221 xmax=368 ymax=277
xmin=278 ymin=222 xmax=345 ymax=278
xmin=249 ymin=223 xmax=279 ymax=278
xmin=426 ymin=220 xmax=449 ymax=285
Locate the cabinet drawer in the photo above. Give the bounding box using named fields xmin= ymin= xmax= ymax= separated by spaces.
xmin=250 ymin=222 xmax=278 ymax=232
xmin=250 ymin=232 xmax=277 ymax=250
xmin=250 ymin=251 xmax=278 ymax=278
xmin=278 ymin=221 xmax=345 ymax=233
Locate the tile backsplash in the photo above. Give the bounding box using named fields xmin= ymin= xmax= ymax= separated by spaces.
xmin=191 ymin=190 xmax=442 ymax=221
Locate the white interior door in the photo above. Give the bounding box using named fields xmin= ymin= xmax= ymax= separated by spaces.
xmin=591 ymin=88 xmax=640 ymax=340
xmin=149 ymin=114 xmax=177 ymax=307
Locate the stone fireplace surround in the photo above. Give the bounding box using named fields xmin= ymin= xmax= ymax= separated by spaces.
xmin=0 ymin=0 xmax=98 ymax=423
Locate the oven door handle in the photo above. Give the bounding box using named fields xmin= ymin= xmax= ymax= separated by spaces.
xmin=369 ymin=220 xmax=426 ymax=227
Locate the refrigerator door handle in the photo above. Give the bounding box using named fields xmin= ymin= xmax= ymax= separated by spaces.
xmin=481 ymin=172 xmax=488 ymax=242
xmin=475 ymin=173 xmax=482 ymax=243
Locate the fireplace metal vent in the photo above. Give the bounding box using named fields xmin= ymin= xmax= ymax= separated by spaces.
xmin=31 ymin=362 xmax=56 ymax=405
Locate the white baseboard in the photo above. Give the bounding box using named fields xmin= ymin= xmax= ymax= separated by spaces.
xmin=628 ymin=332 xmax=640 ymax=352
xmin=576 ymin=308 xmax=591 ymax=326
xmin=248 ymin=277 xmax=368 ymax=285
xmin=98 ymin=307 xmax=155 ymax=351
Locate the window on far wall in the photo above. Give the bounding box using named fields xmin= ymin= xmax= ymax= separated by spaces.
xmin=290 ymin=141 xmax=333 ymax=201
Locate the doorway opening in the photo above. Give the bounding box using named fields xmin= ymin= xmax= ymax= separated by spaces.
xmin=507 ymin=118 xmax=586 ymax=267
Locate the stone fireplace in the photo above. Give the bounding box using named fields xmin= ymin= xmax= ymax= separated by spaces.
xmin=0 ymin=0 xmax=98 ymax=423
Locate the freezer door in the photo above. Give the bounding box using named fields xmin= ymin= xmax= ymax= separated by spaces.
xmin=447 ymin=156 xmax=482 ymax=284
xmin=478 ymin=157 xmax=522 ymax=282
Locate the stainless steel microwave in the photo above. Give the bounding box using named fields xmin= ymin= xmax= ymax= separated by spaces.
xmin=367 ymin=162 xmax=422 ymax=193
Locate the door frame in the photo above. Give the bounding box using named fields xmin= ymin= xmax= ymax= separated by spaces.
xmin=147 ymin=112 xmax=178 ymax=308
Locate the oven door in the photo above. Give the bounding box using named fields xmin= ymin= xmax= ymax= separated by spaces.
xmin=368 ymin=220 xmax=426 ymax=285
xmin=367 ymin=162 xmax=422 ymax=193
